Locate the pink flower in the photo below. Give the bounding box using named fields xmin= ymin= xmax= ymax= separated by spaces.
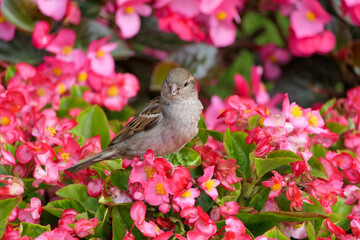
xmin=262 ymin=171 xmax=286 ymax=198
xmin=0 ymin=13 xmax=15 ymax=41
xmin=18 ymin=197 xmax=42 ymax=223
xmin=87 ymin=178 xmax=103 ymax=197
xmin=58 ymin=209 xmax=77 ymax=235
xmin=36 ymin=0 xmax=68 ymax=21
xmin=342 ymin=0 xmax=360 ymax=26
xmin=87 ymin=37 xmax=117 ymax=77
xmin=173 ymin=187 xmax=201 ymax=209
xmin=131 ymin=201 xmax=146 ymax=225
xmin=45 ymin=29 xmax=77 ymax=60
xmin=259 ymin=44 xmax=291 ymax=80
xmin=0 ymin=176 xmax=24 ymax=199
xmin=194 ymin=206 xmax=217 ymax=237
xmin=224 ymin=217 xmax=247 ymax=236
xmin=65 ymin=1 xmax=81 ymax=25
xmin=115 ymin=0 xmax=152 ymax=38
xmin=35 ymin=227 xmax=77 ymax=240
xmin=74 ymin=218 xmax=99 ymax=238
xmin=32 ymin=21 xmax=54 ymax=49
xmin=220 ymin=201 xmax=239 ymax=218
xmin=33 ymin=159 xmax=60 ymax=187
xmin=0 ymin=148 xmax=16 ymax=166
xmin=144 ymin=175 xmax=170 ymax=206
xmin=290 ymin=0 xmax=331 ymax=38
xmin=198 ymin=166 xmax=220 ymax=202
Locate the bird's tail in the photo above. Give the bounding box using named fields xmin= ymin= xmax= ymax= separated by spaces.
xmin=65 ymin=149 xmax=115 ymax=173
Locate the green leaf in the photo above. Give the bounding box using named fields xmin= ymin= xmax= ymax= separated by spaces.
xmin=305 ymin=221 xmax=317 ymax=240
xmin=224 ymin=130 xmax=255 ymax=178
xmin=167 ymin=43 xmax=220 ymax=80
xmin=5 ymin=65 xmax=16 ymax=83
xmin=248 ymin=115 xmax=261 ymax=130
xmin=112 ymin=204 xmax=145 ymax=240
xmin=1 ymin=0 xmax=37 ymax=32
xmin=44 ymin=199 xmax=87 ymax=218
xmin=108 ymin=170 xmax=130 ymax=191
xmin=69 ymin=106 xmax=110 ymax=149
xmin=57 ymin=96 xmax=90 ymax=118
xmin=320 ymin=98 xmax=336 ymax=117
xmin=0 ymin=31 xmax=45 ymax=64
xmin=204 ymin=129 xmax=224 ymax=142
xmin=56 ymin=184 xmax=99 ymax=213
xmin=167 ymin=147 xmax=201 ymax=168
xmin=249 ymin=188 xmax=270 ymax=212
xmin=311 ymin=144 xmax=327 ymax=159
xmin=326 ymin=122 xmax=348 ymax=136
xmin=253 ymin=150 xmax=302 ymax=179
xmin=308 ymin=156 xmax=328 ymax=180
xmin=242 ymin=12 xmax=289 ymax=46
xmin=19 ymin=222 xmax=50 ymax=238
xmin=263 ymin=227 xmax=290 ymax=240
xmin=0 ymin=197 xmax=21 ymax=238
xmin=197 ymin=115 xmax=208 ymax=144
xmin=70 ymin=85 xmax=89 ymax=98
xmin=198 ymin=190 xmax=214 ymax=212
xmin=22 ymin=178 xmax=50 ymax=196
xmin=150 ymin=62 xmax=179 ymax=91
xmin=331 ymin=197 xmax=352 ymax=230
xmin=78 ymin=0 xmax=102 ymax=18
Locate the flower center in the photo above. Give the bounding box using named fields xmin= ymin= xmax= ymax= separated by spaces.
xmin=0 ymin=117 xmax=10 ymax=125
xmin=77 ymin=71 xmax=88 ymax=82
xmin=107 ymin=86 xmax=119 ymax=97
xmin=96 ymin=50 xmax=105 ymax=58
xmin=52 ymin=67 xmax=62 ymax=76
xmin=144 ymin=165 xmax=155 ymax=179
xmin=216 ymin=11 xmax=227 ymax=21
xmin=37 ymin=88 xmax=46 ymax=97
xmin=125 ymin=6 xmax=135 ymax=14
xmin=0 ymin=16 xmax=5 ymax=24
xmin=62 ymin=46 xmax=73 ymax=55
xmin=181 ymin=190 xmax=192 ymax=198
xmin=57 ymin=83 xmax=66 ymax=95
xmin=308 ymin=115 xmax=318 ymax=127
xmin=156 ymin=183 xmax=166 ymax=195
xmin=205 ymin=179 xmax=215 ymax=192
xmin=291 ymin=106 xmax=303 ymax=118
xmin=268 ymin=54 xmax=277 ymax=63
xmin=306 ymin=11 xmax=316 ymax=21
xmin=61 ymin=152 xmax=71 ymax=162
xmin=271 ymin=183 xmax=282 ymax=191
xmin=46 ymin=126 xmax=57 ymax=137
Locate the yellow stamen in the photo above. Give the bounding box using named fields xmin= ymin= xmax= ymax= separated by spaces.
xmin=46 ymin=126 xmax=57 ymax=137
xmin=77 ymin=71 xmax=88 ymax=82
xmin=37 ymin=88 xmax=46 ymax=97
xmin=216 ymin=11 xmax=227 ymax=21
xmin=306 ymin=11 xmax=316 ymax=21
xmin=57 ymin=83 xmax=66 ymax=95
xmin=271 ymin=183 xmax=282 ymax=191
xmin=52 ymin=67 xmax=62 ymax=76
xmin=205 ymin=179 xmax=215 ymax=192
xmin=0 ymin=16 xmax=5 ymax=24
xmin=125 ymin=6 xmax=135 ymax=14
xmin=308 ymin=115 xmax=318 ymax=127
xmin=181 ymin=190 xmax=192 ymax=198
xmin=0 ymin=117 xmax=10 ymax=125
xmin=62 ymin=46 xmax=73 ymax=55
xmin=61 ymin=152 xmax=71 ymax=162
xmin=295 ymin=223 xmax=303 ymax=228
xmin=156 ymin=183 xmax=166 ymax=195
xmin=107 ymin=86 xmax=119 ymax=97
xmin=291 ymin=106 xmax=303 ymax=118
xmin=96 ymin=50 xmax=105 ymax=58
xmin=144 ymin=165 xmax=155 ymax=179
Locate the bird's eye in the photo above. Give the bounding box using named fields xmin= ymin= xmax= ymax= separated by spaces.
xmin=184 ymin=82 xmax=188 ymax=87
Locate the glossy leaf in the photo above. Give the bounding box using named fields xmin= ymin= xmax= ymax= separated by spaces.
xmin=305 ymin=221 xmax=317 ymax=240
xmin=326 ymin=122 xmax=348 ymax=136
xmin=249 ymin=188 xmax=270 ymax=212
xmin=263 ymin=226 xmax=290 ymax=240
xmin=58 ymin=97 xmax=90 ymax=118
xmin=1 ymin=0 xmax=37 ymax=32
xmin=5 ymin=65 xmax=16 ymax=83
xmin=108 ymin=170 xmax=131 ymax=191
xmin=331 ymin=197 xmax=352 ymax=230
xmin=308 ymin=156 xmax=328 ymax=180
xmin=150 ymin=61 xmax=178 ymax=91
xmin=19 ymin=222 xmax=50 ymax=238
xmin=56 ymin=184 xmax=99 ymax=213
xmin=311 ymin=144 xmax=327 ymax=159
xmin=320 ymin=98 xmax=336 ymax=117
xmin=197 ymin=114 xmax=208 ymax=144
xmin=224 ymin=130 xmax=255 ymax=178
xmin=70 ymin=105 xmax=110 ymax=149
xmin=253 ymin=150 xmax=302 ymax=179
xmin=0 ymin=197 xmax=21 ymax=238
xmin=44 ymin=199 xmax=87 ymax=218
xmin=167 ymin=147 xmax=201 ymax=168
xmin=112 ymin=204 xmax=145 ymax=240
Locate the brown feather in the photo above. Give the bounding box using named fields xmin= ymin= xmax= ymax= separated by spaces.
xmin=108 ymin=97 xmax=163 ymax=147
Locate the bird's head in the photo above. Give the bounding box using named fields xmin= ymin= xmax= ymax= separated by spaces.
xmin=161 ymin=68 xmax=197 ymax=102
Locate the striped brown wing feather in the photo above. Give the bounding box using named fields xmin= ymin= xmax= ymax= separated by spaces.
xmin=108 ymin=97 xmax=162 ymax=146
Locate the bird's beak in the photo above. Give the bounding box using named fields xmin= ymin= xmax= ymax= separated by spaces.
xmin=170 ymin=83 xmax=179 ymax=96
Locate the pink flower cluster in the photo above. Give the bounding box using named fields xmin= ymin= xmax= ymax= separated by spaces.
xmin=153 ymin=0 xmax=245 ymax=47
xmin=341 ymin=0 xmax=360 ymax=26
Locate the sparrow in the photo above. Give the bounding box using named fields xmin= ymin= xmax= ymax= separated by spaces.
xmin=65 ymin=68 xmax=203 ymax=173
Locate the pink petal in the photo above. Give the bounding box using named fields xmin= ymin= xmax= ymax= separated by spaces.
xmin=170 ymin=0 xmax=200 ymax=18
xmin=90 ymin=53 xmax=114 ymax=76
xmin=199 ymin=0 xmax=223 ymax=14
xmin=290 ymin=10 xmax=325 ymax=38
xmin=0 ymin=21 xmax=15 ymax=41
xmin=317 ymin=31 xmax=336 ymax=53
xmin=36 ymin=0 xmax=68 ymax=21
xmin=115 ymin=10 xmax=141 ymax=39
xmin=209 ymin=20 xmax=236 ymax=47
xmin=136 ymin=4 xmax=152 ymax=17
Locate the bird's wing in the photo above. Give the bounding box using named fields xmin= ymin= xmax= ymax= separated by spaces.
xmin=108 ymin=96 xmax=163 ymax=146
